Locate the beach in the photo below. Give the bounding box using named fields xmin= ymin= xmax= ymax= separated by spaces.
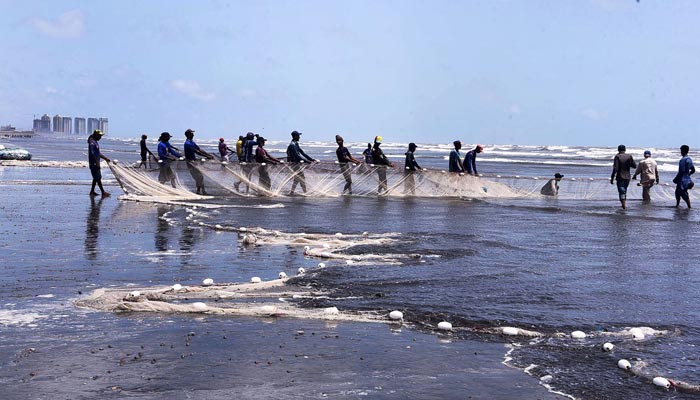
xmin=1 ymin=135 xmax=699 ymax=399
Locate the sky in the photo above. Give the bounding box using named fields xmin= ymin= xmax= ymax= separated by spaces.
xmin=1 ymin=0 xmax=699 ymax=147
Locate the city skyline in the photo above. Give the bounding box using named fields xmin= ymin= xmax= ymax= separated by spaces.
xmin=31 ymin=113 xmax=108 ymax=135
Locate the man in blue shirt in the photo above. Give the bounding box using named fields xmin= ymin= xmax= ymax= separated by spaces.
xmin=157 ymin=131 xmax=181 ymax=187
xmin=673 ymin=144 xmax=695 ymax=208
xmin=464 ymin=144 xmax=483 ymax=175
xmin=335 ymin=134 xmax=361 ymax=194
xmin=404 ymin=143 xmax=422 ymax=195
xmin=286 ymin=130 xmax=316 ymax=195
xmin=184 ymin=129 xmax=215 ymax=195
xmin=88 ymin=129 xmax=111 ymax=197
xmin=448 ymin=140 xmax=464 ymax=173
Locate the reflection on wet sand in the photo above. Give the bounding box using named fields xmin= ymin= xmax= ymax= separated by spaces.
xmin=84 ymin=196 xmax=103 ymax=260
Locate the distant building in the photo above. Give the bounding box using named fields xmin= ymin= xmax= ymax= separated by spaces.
xmin=62 ymin=117 xmax=72 ymax=134
xmin=52 ymin=115 xmax=63 ymax=133
xmin=33 ymin=114 xmax=52 ymax=132
xmin=99 ymin=118 xmax=109 ymax=134
xmin=74 ymin=117 xmax=86 ymax=135
xmin=87 ymin=118 xmax=100 ymax=134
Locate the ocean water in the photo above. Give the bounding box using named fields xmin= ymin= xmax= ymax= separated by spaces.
xmin=2 ymin=134 xmax=700 ymax=399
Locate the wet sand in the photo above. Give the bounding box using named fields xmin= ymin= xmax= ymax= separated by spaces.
xmin=0 ymin=172 xmax=560 ymax=399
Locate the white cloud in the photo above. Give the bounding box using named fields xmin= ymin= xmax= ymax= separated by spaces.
xmin=28 ymin=10 xmax=84 ymax=39
xmin=45 ymin=86 xmax=58 ymax=94
xmin=171 ymin=79 xmax=215 ymax=101
xmin=581 ymin=108 xmax=607 ymax=121
xmin=508 ymin=105 xmax=521 ymax=115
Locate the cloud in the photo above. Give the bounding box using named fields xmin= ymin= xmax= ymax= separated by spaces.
xmin=28 ymin=10 xmax=84 ymax=39
xmin=170 ymin=79 xmax=215 ymax=101
xmin=45 ymin=86 xmax=58 ymax=94
xmin=581 ymin=108 xmax=607 ymax=121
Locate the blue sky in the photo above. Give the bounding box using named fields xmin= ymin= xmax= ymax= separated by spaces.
xmin=1 ymin=0 xmax=698 ymax=146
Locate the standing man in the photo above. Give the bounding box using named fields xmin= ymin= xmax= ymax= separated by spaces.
xmin=610 ymin=144 xmax=636 ymax=209
xmin=139 ymin=134 xmax=156 ymax=168
xmin=371 ymin=135 xmax=393 ymax=194
xmin=464 ymin=144 xmax=484 ymax=175
xmin=286 ymin=130 xmax=316 ymax=195
xmin=404 ymin=143 xmax=421 ymax=195
xmin=449 ymin=140 xmax=464 ymax=173
xmin=632 ymin=150 xmax=660 ymax=202
xmin=362 ymin=143 xmax=373 ymax=164
xmin=218 ymin=137 xmax=234 ymax=161
xmin=237 ymin=132 xmax=258 ymax=193
xmin=335 ymin=134 xmax=361 ymax=195
xmin=157 ymin=132 xmax=181 ymax=188
xmin=673 ymin=144 xmax=695 ymax=208
xmin=235 ymin=135 xmax=244 ymax=161
xmin=88 ymin=129 xmax=111 ymax=197
xmin=255 ymin=136 xmax=281 ymax=191
xmin=184 ymin=129 xmax=215 ymax=195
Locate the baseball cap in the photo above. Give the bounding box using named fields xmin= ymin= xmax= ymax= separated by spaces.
xmin=644 ymin=150 xmax=651 ymax=156
xmin=93 ymin=129 xmax=104 ymax=136
xmin=374 ymin=135 xmax=383 ymax=144
xmin=291 ymin=130 xmax=302 ymax=136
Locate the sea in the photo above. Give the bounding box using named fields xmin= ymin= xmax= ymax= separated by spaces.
xmin=1 ymin=133 xmax=699 ymax=399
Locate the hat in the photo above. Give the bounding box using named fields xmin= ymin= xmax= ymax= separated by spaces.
xmin=291 ymin=130 xmax=302 ymax=137
xmin=246 ymin=132 xmax=255 ymax=138
xmin=644 ymin=150 xmax=651 ymax=156
xmin=93 ymin=129 xmax=104 ymax=136
xmin=335 ymin=134 xmax=344 ymax=142
xmin=160 ymin=132 xmax=172 ymax=140
xmin=554 ymin=173 xmax=564 ymax=179
xmin=257 ymin=136 xmax=266 ymax=143
xmin=408 ymin=142 xmax=417 ymax=149
xmin=374 ymin=135 xmax=383 ymax=144
xmin=185 ymin=129 xmax=195 ymax=136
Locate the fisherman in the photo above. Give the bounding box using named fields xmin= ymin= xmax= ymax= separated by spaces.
xmin=157 ymin=131 xmax=181 ymax=188
xmin=237 ymin=132 xmax=258 ymax=193
xmin=449 ymin=140 xmax=464 ymax=173
xmin=184 ymin=129 xmax=215 ymax=195
xmin=335 ymin=134 xmax=361 ymax=194
xmin=404 ymin=143 xmax=422 ymax=195
xmin=673 ymin=144 xmax=695 ymax=208
xmin=610 ymin=144 xmax=636 ymax=209
xmin=88 ymin=129 xmax=111 ymax=197
xmin=362 ymin=143 xmax=373 ymax=164
xmin=540 ymin=173 xmax=564 ymax=196
xmin=464 ymin=144 xmax=483 ymax=175
xmin=218 ymin=137 xmax=234 ymax=161
xmin=139 ymin=134 xmax=156 ymax=168
xmin=235 ymin=135 xmax=244 ymax=161
xmin=632 ymin=150 xmax=660 ymax=202
xmin=371 ymin=135 xmax=393 ymax=194
xmin=286 ymin=130 xmax=316 ymax=195
xmin=254 ymin=136 xmax=281 ymax=191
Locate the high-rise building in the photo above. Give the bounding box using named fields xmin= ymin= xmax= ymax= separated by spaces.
xmin=52 ymin=115 xmax=63 ymax=133
xmin=62 ymin=117 xmax=72 ymax=134
xmin=99 ymin=118 xmax=109 ymax=134
xmin=74 ymin=117 xmax=86 ymax=135
xmin=87 ymin=118 xmax=100 ymax=134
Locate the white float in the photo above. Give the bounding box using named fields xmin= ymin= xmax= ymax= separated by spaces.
xmin=215 ymin=224 xmax=223 ymax=229
xmin=297 ymin=267 xmax=306 ymax=275
xmin=335 ymin=232 xmax=343 ymax=237
xmin=192 ymin=302 xmax=208 ymax=311
xmin=202 ymin=278 xmax=214 ymax=286
xmin=278 ymin=272 xmax=288 ymax=279
xmin=242 ymin=233 xmax=257 ymax=245
xmin=389 ymin=311 xmax=404 ymax=320
xmin=318 ymin=262 xmax=326 ymax=268
xmin=260 ymin=305 xmax=277 ymax=314
xmin=629 ymin=327 xmax=645 ymax=340
xmin=322 ymin=243 xmax=331 ymax=249
xmin=502 ymin=327 xmax=519 ymax=336
xmin=603 ymin=342 xmax=614 ymax=352
xmin=571 ymin=330 xmax=586 ymax=339
xmin=652 ymin=377 xmax=671 ymax=388
xmin=172 ymin=284 xmax=182 ymax=291
xmin=303 ymin=245 xmax=311 ymax=253
xmin=617 ymin=359 xmax=631 ymax=370
xmin=128 ymin=291 xmax=140 ymax=298
xmin=437 ymin=321 xmax=453 ymax=331
xmin=346 ymin=260 xmax=354 ymax=265
xmin=250 ymin=276 xmax=262 ymax=283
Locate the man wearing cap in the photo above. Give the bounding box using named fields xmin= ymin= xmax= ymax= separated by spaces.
xmin=238 ymin=132 xmax=258 ymax=193
xmin=632 ymin=150 xmax=659 ymax=202
xmin=157 ymin=132 xmax=181 ymax=188
xmin=540 ymin=173 xmax=564 ymax=196
xmin=139 ymin=134 xmax=156 ymax=168
xmin=449 ymin=141 xmax=464 ymax=173
xmin=335 ymin=135 xmax=361 ymax=194
xmin=218 ymin=137 xmax=234 ymax=161
xmin=184 ymin=129 xmax=215 ymax=195
xmin=286 ymin=130 xmax=316 ymax=195
xmin=371 ymin=135 xmax=393 ymax=194
xmin=255 ymin=136 xmax=281 ymax=192
xmin=88 ymin=129 xmax=111 ymax=197
xmin=610 ymin=144 xmax=636 ymax=209
xmin=464 ymin=144 xmax=483 ymax=175
xmin=404 ymin=143 xmax=422 ymax=195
